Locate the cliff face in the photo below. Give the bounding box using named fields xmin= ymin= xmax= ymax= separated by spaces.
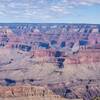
xmin=65 ymin=50 xmax=100 ymax=64
xmin=0 ymin=85 xmax=82 ymax=100
xmin=0 ymin=82 xmax=99 ymax=100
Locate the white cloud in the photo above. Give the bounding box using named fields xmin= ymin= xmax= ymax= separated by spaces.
xmin=0 ymin=0 xmax=100 ymax=22
xmin=63 ymin=0 xmax=100 ymax=6
xmin=50 ymin=6 xmax=65 ymax=12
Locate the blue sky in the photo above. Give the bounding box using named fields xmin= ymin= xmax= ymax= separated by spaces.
xmin=0 ymin=0 xmax=100 ymax=23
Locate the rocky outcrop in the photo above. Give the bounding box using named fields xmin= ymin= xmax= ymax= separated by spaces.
xmin=0 ymin=85 xmax=62 ymax=98
xmin=47 ymin=79 xmax=100 ymax=100
xmin=0 ymin=81 xmax=99 ymax=100
xmin=65 ymin=49 xmax=100 ymax=64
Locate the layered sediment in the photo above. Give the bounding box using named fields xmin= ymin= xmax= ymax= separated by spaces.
xmin=0 ymin=24 xmax=99 ymax=100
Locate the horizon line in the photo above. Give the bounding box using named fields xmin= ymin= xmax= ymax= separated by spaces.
xmin=0 ymin=22 xmax=100 ymax=25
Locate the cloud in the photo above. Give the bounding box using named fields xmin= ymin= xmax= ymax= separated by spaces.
xmin=0 ymin=0 xmax=100 ymax=22
xmin=50 ymin=6 xmax=64 ymax=12
xmin=66 ymin=0 xmax=100 ymax=6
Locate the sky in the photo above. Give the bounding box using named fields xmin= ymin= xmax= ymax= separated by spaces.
xmin=0 ymin=0 xmax=100 ymax=23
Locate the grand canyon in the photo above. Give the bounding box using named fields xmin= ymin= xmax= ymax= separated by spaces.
xmin=0 ymin=23 xmax=100 ymax=100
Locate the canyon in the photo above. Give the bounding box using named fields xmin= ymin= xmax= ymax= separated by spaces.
xmin=0 ymin=23 xmax=99 ymax=100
